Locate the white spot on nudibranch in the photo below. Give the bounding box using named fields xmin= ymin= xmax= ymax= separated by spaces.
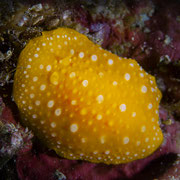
xmin=82 ymin=80 xmax=88 ymax=87
xmin=81 ymin=138 xmax=86 ymax=143
xmin=132 ymin=112 xmax=136 ymax=117
xmin=129 ymin=63 xmax=134 ymax=67
xmin=79 ymin=52 xmax=84 ymax=58
xmin=123 ymin=137 xmax=129 ymax=144
xmin=70 ymin=49 xmax=74 ymax=55
xmin=124 ymin=73 xmax=130 ymax=81
xmin=119 ymin=104 xmax=126 ymax=112
xmin=27 ymin=65 xmax=31 ymax=69
xmin=40 ymin=120 xmax=45 ymax=124
xmin=28 ymin=106 xmax=32 ymax=110
xmin=112 ymin=81 xmax=118 ymax=86
xmin=105 ymin=150 xmax=110 ymax=155
xmin=46 ymin=65 xmax=52 ymax=71
xmin=51 ymin=133 xmax=57 ymax=137
xmin=93 ymin=151 xmax=98 ymax=154
xmin=33 ymin=76 xmax=38 ymax=82
xmin=34 ymin=54 xmax=39 ymax=58
xmin=151 ymin=87 xmax=155 ymax=92
xmin=51 ymin=122 xmax=56 ymax=128
xmin=141 ymin=125 xmax=146 ymax=132
xmin=71 ymin=100 xmax=77 ymax=105
xmin=47 ymin=100 xmax=54 ymax=108
xmin=55 ymin=108 xmax=61 ymax=116
xmin=32 ymin=114 xmax=37 ymax=119
xmin=39 ymin=64 xmax=44 ymax=69
xmin=96 ymin=95 xmax=104 ymax=103
xmin=40 ymin=84 xmax=46 ymax=91
xmin=30 ymin=93 xmax=35 ymax=99
xmin=35 ymin=100 xmax=40 ymax=106
xmin=96 ymin=114 xmax=102 ymax=120
xmin=148 ymin=103 xmax=153 ymax=109
xmin=100 ymin=136 xmax=105 ymax=144
xmin=91 ymin=55 xmax=97 ymax=61
xmin=69 ymin=72 xmax=76 ymax=78
xmin=141 ymin=85 xmax=147 ymax=93
xmin=108 ymin=59 xmax=113 ymax=65
xmin=70 ymin=124 xmax=78 ymax=133
xmin=136 ymin=141 xmax=141 ymax=146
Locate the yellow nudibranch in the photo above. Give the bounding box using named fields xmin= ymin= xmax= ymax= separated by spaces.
xmin=13 ymin=28 xmax=163 ymax=164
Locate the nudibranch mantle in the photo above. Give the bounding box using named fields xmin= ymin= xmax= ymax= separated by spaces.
xmin=13 ymin=28 xmax=163 ymax=164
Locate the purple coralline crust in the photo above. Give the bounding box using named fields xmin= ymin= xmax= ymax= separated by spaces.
xmin=16 ymin=153 xmax=61 ymax=180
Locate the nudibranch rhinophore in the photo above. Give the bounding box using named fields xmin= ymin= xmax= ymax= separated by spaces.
xmin=13 ymin=28 xmax=163 ymax=164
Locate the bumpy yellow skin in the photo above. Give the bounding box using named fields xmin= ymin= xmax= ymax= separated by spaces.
xmin=13 ymin=28 xmax=163 ymax=164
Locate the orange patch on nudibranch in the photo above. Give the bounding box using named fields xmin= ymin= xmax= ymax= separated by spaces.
xmin=13 ymin=28 xmax=163 ymax=164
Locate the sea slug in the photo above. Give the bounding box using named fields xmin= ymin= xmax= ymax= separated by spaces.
xmin=13 ymin=28 xmax=163 ymax=164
